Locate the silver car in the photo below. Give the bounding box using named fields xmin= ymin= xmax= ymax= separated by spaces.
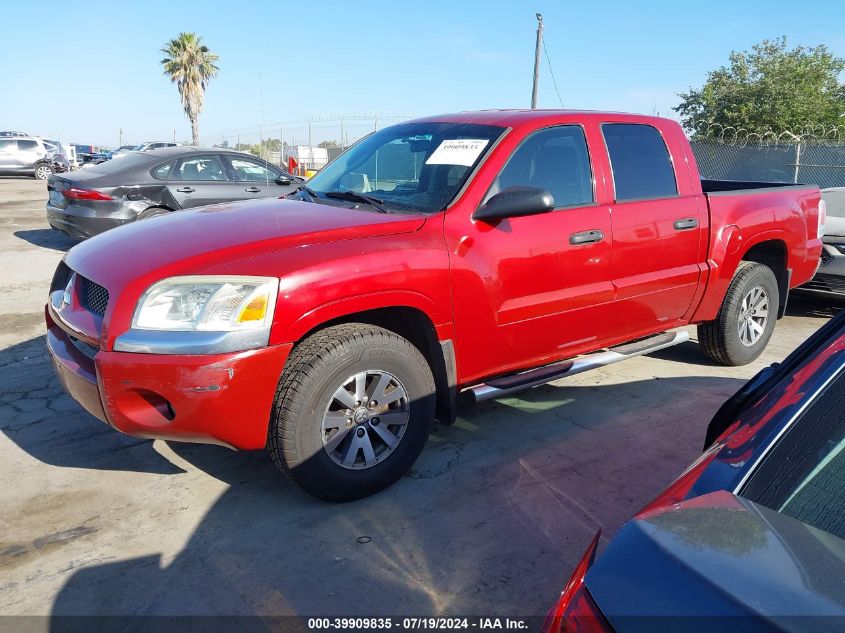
xmin=802 ymin=187 xmax=845 ymax=295
xmin=0 ymin=136 xmax=57 ymax=179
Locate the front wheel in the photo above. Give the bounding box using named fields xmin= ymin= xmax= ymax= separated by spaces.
xmin=268 ymin=323 xmax=435 ymax=502
xmin=698 ymin=261 xmax=779 ymax=366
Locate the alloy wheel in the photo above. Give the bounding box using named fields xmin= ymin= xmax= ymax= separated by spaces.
xmin=321 ymin=369 xmax=409 ymax=469
xmin=737 ymin=285 xmax=769 ymax=347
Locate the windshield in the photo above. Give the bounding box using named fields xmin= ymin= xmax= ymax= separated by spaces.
xmin=306 ymin=122 xmax=506 ymax=213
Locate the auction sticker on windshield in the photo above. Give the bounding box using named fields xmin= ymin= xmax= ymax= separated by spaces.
xmin=426 ymin=139 xmax=489 ymax=166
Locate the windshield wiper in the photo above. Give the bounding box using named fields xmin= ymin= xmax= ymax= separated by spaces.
xmin=324 ymin=190 xmax=388 ymax=213
xmin=289 ymin=184 xmax=319 ymax=201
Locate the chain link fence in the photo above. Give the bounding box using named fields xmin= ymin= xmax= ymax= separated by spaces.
xmin=195 ymin=114 xmax=413 ymax=172
xmin=690 ymin=125 xmax=845 ymax=188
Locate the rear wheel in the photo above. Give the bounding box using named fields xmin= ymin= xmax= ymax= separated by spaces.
xmin=136 ymin=206 xmax=171 ymax=221
xmin=34 ymin=163 xmax=53 ymax=180
xmin=698 ymin=261 xmax=779 ymax=366
xmin=268 ymin=323 xmax=435 ymax=501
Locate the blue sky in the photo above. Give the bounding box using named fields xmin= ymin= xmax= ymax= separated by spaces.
xmin=2 ymin=0 xmax=844 ymax=146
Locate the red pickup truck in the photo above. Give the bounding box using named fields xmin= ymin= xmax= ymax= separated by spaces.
xmin=46 ymin=110 xmax=824 ymax=501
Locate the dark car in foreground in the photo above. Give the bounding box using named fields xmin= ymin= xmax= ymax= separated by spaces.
xmin=46 ymin=146 xmax=301 ymax=238
xmin=803 ymin=187 xmax=845 ymax=295
xmin=544 ymin=311 xmax=845 ymax=632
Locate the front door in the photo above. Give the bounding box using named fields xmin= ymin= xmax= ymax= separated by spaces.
xmin=224 ymin=155 xmax=299 ymax=200
xmin=445 ymin=124 xmax=615 ymax=382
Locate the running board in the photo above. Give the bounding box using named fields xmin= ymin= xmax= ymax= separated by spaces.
xmin=463 ymin=330 xmax=690 ymax=404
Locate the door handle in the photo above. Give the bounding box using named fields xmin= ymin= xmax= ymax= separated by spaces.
xmin=176 ymin=187 xmax=196 ymax=193
xmin=244 ymin=187 xmax=261 ymax=193
xmin=673 ymin=217 xmax=699 ymax=230
xmin=569 ymin=229 xmax=604 ymax=245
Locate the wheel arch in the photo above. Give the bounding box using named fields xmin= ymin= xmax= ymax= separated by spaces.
xmin=282 ymin=303 xmax=457 ymax=426
xmin=740 ymin=238 xmax=789 ymax=318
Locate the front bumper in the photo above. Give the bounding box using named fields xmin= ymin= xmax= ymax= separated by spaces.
xmin=46 ymin=202 xmax=132 ymax=239
xmin=46 ymin=316 xmax=292 ymax=450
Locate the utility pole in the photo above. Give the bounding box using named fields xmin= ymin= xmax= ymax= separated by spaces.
xmin=531 ymin=13 xmax=544 ymax=109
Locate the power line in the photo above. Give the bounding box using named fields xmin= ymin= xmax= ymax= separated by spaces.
xmin=542 ymin=38 xmax=565 ymax=108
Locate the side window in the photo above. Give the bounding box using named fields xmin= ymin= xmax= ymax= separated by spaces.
xmin=151 ymin=160 xmax=176 ymax=180
xmin=0 ymin=139 xmax=14 ymax=152
xmin=172 ymin=156 xmax=227 ymax=181
xmin=491 ymin=125 xmax=593 ymax=208
xmin=17 ymin=140 xmax=38 ymax=151
xmin=602 ymin=124 xmax=677 ymax=201
xmin=228 ymin=156 xmax=280 ymax=182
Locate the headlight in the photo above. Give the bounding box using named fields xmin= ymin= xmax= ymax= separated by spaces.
xmin=133 ymin=276 xmax=278 ymax=331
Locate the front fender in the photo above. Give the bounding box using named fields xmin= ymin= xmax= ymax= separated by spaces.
xmin=274 ymin=290 xmax=449 ymax=344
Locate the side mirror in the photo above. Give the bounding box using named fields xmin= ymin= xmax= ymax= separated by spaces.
xmin=275 ymin=175 xmax=293 ymax=186
xmin=472 ymin=186 xmax=555 ymax=222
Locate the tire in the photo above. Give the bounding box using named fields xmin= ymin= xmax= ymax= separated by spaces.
xmin=136 ymin=206 xmax=171 ymax=221
xmin=34 ymin=163 xmax=53 ymax=180
xmin=698 ymin=261 xmax=779 ymax=366
xmin=268 ymin=323 xmax=436 ymax=502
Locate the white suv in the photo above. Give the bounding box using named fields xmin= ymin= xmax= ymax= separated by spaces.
xmin=0 ymin=136 xmax=55 ymax=179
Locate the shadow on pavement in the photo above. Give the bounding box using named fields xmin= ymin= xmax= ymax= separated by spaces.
xmin=0 ymin=336 xmax=184 ymax=475
xmin=43 ymin=365 xmax=745 ymax=623
xmin=14 ymin=229 xmax=78 ymax=253
xmin=787 ymin=292 xmax=845 ymax=319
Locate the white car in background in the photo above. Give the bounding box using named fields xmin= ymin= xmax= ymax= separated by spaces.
xmin=802 ymin=187 xmax=845 ymax=295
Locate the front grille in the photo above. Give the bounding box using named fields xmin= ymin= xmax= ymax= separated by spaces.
xmin=803 ymin=273 xmax=845 ymax=294
xmin=70 ymin=336 xmax=99 ymax=359
xmin=80 ymin=277 xmax=109 ymax=316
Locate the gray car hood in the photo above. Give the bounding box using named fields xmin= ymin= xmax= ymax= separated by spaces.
xmin=586 ymin=491 xmax=845 ymax=633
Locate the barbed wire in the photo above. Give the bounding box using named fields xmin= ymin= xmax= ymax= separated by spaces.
xmin=695 ymin=122 xmax=845 ymax=146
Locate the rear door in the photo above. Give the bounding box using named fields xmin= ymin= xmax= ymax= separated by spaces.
xmin=601 ymin=122 xmax=704 ymax=337
xmin=164 ymin=154 xmax=239 ymax=208
xmin=223 ymin=155 xmax=298 ymax=199
xmin=14 ymin=139 xmax=42 ymax=170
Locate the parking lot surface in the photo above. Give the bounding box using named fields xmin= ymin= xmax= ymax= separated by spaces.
xmin=0 ymin=177 xmax=839 ymax=623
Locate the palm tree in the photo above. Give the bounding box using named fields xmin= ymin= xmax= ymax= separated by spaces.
xmin=160 ymin=33 xmax=220 ymax=146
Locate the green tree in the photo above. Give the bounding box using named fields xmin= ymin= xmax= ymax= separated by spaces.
xmin=160 ymin=33 xmax=220 ymax=146
xmin=675 ymin=37 xmax=845 ymax=136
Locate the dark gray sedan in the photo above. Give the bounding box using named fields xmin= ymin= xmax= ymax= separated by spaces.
xmin=46 ymin=147 xmax=302 ymax=238
xmin=545 ymin=311 xmax=845 ymax=632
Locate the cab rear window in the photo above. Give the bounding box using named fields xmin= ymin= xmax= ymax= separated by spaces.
xmin=602 ymin=123 xmax=677 ymax=201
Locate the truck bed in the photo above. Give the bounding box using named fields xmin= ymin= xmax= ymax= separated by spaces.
xmin=701 ymin=179 xmax=809 ymax=194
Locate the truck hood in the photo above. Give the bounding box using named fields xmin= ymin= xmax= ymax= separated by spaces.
xmin=65 ymin=198 xmax=427 ymax=291
xmin=586 ymin=492 xmax=845 ymax=630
